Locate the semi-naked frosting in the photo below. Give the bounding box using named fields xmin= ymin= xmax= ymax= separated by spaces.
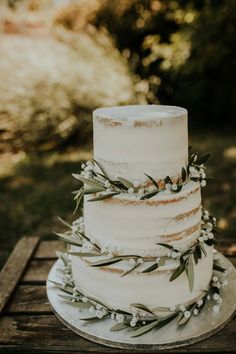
xmin=93 ymin=105 xmax=188 ymax=182
xmin=83 ymin=181 xmax=201 ymax=256
xmin=71 ymin=245 xmax=213 ymax=310
xmin=71 ymin=105 xmax=213 ymax=311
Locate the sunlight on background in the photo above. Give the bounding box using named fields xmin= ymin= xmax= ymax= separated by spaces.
xmin=0 ymin=0 xmax=235 ymax=267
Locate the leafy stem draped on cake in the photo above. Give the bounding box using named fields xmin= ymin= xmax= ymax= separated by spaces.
xmin=50 ymin=251 xmax=226 ymax=337
xmin=72 ymin=148 xmax=211 ymax=212
xmin=56 ymin=210 xmax=219 ymax=292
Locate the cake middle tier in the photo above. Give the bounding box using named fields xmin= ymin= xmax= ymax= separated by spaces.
xmin=84 ymin=181 xmax=201 ymax=256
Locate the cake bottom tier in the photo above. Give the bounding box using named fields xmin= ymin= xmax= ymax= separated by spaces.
xmin=71 ymin=246 xmax=213 ymax=311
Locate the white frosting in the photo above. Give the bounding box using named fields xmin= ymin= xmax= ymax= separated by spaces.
xmin=70 ymin=104 xmax=213 ymax=311
xmin=71 ymin=245 xmax=213 ymax=310
xmin=84 ymin=181 xmax=201 ymax=256
xmin=93 ymin=105 xmax=188 ymax=182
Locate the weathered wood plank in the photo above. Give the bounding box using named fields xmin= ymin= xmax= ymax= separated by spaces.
xmin=34 ymin=239 xmax=236 ymax=259
xmin=0 ymin=315 xmax=235 ymax=353
xmin=34 ymin=241 xmax=66 ymax=259
xmin=5 ymin=285 xmax=50 ymax=314
xmin=21 ymin=260 xmax=54 ymax=284
xmin=0 ymin=237 xmax=39 ymax=314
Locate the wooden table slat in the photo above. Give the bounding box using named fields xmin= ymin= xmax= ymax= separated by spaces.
xmin=0 ymin=315 xmax=235 ymax=353
xmin=0 ymin=237 xmax=39 ymax=314
xmin=21 ymin=259 xmax=54 ymax=284
xmin=5 ymin=285 xmax=50 ymax=314
xmin=34 ymin=241 xmax=66 ymax=259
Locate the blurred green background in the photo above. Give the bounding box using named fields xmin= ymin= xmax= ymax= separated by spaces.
xmin=0 ymin=0 xmax=235 ymax=267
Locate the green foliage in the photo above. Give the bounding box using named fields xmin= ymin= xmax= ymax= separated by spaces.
xmin=96 ymin=0 xmax=236 ymax=128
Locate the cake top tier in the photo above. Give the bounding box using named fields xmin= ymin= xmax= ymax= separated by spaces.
xmin=93 ymin=105 xmax=188 ymax=183
xmin=94 ymin=105 xmax=187 ymax=125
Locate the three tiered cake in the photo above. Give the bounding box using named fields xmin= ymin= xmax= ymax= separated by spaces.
xmin=72 ymin=105 xmax=212 ymax=310
xmin=53 ymin=105 xmax=229 ymax=340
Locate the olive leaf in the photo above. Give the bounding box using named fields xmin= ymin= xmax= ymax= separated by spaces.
xmin=181 ymin=167 xmax=187 ymax=182
xmin=213 ymin=262 xmax=226 ymax=273
xmin=55 ymin=233 xmax=83 ymax=247
xmin=83 ymin=187 xmax=106 ymax=194
xmin=131 ymin=320 xmax=159 ymax=337
xmin=195 ymin=244 xmax=202 ymax=259
xmin=49 ymin=280 xmax=73 ymax=294
xmin=73 ymin=189 xmax=85 ymax=213
xmin=110 ymin=322 xmax=127 ymax=331
xmin=72 ymin=174 xmax=106 ymax=190
xmin=92 ymin=159 xmax=109 ymax=178
xmin=80 ymin=316 xmax=102 ymax=321
xmin=68 ymin=252 xmax=100 ymax=257
xmin=142 ymin=262 xmax=158 ymax=273
xmin=117 ymin=177 xmax=134 ymax=189
xmin=72 ymin=302 xmax=92 ymax=309
xmin=57 ymin=216 xmax=72 ymax=229
xmin=181 ymin=249 xmax=192 ymax=258
xmin=186 ymin=254 xmax=194 ymax=292
xmin=156 ymin=243 xmax=174 ymax=250
xmin=144 ymin=173 xmax=159 ymax=189
xmin=90 ymin=257 xmax=123 ymax=267
xmin=196 ymin=153 xmax=211 ymax=165
xmin=204 ymin=239 xmax=217 ymax=246
xmin=56 ymin=251 xmax=69 ymax=266
xmin=121 ymin=263 xmax=141 ymax=277
xmin=140 ymin=190 xmax=159 ymax=200
xmin=199 ymin=243 xmax=207 ymax=256
xmin=154 ymin=313 xmax=178 ymax=329
xmin=193 ymin=249 xmax=199 ymax=264
xmin=152 ymin=306 xmax=172 ymax=313
xmin=169 ymin=259 xmax=185 ymax=281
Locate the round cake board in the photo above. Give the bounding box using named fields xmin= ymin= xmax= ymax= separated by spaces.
xmin=46 ymin=252 xmax=236 ymax=351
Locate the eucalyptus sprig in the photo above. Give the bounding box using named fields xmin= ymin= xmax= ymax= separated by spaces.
xmin=51 ymin=252 xmax=226 ymax=337
xmin=72 ymin=148 xmax=211 ymax=208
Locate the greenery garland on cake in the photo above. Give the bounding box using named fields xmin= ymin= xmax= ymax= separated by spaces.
xmin=50 ymin=252 xmax=226 ymax=338
xmin=56 ymin=210 xmax=222 ymax=292
xmin=52 ymin=147 xmax=228 ymax=337
xmin=72 ymin=148 xmax=212 ymax=212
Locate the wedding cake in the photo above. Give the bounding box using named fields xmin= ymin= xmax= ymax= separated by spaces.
xmin=56 ymin=105 xmax=225 ymax=336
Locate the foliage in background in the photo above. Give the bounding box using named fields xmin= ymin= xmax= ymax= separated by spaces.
xmin=96 ymin=0 xmax=236 ymax=128
xmin=0 ymin=0 xmax=235 ymax=267
xmin=0 ymin=0 xmax=136 ymax=154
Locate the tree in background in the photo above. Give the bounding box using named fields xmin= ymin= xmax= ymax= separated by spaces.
xmin=96 ymin=0 xmax=236 ymax=129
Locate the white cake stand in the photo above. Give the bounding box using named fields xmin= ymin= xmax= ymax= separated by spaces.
xmin=46 ymin=252 xmax=236 ymax=350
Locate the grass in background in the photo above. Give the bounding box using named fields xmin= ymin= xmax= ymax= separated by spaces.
xmin=0 ymin=132 xmax=235 ymax=268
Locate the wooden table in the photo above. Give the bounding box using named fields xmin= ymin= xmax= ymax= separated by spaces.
xmin=0 ymin=237 xmax=235 ymax=353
